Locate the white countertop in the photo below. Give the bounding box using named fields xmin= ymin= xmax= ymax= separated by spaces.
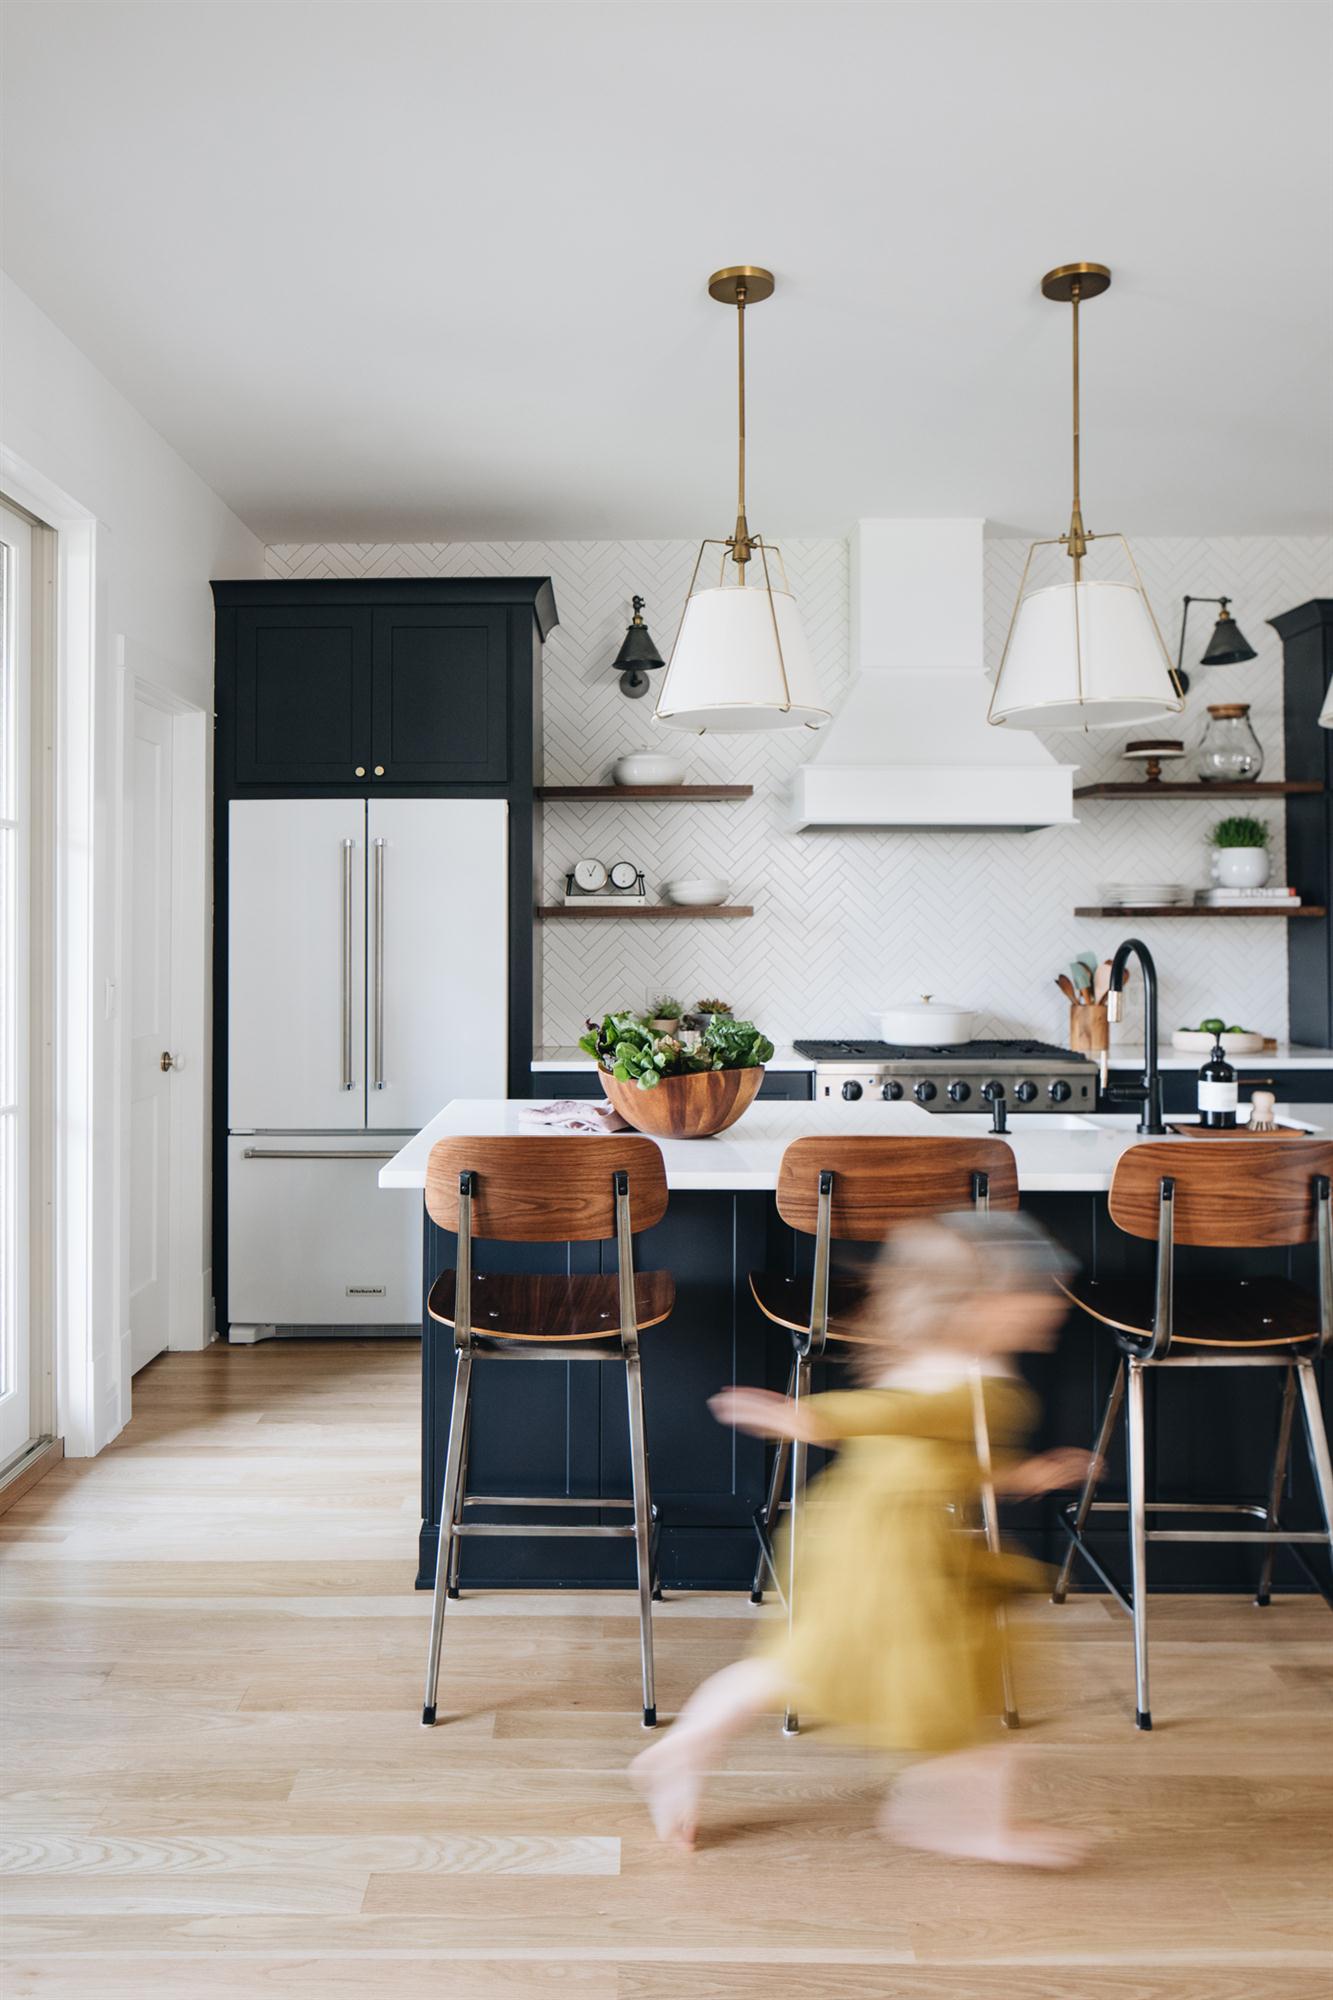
xmin=532 ymin=1044 xmax=814 ymax=1073
xmin=380 ymin=1099 xmax=1330 ymax=1196
xmin=533 ymin=1043 xmax=1333 ymax=1074
xmin=1110 ymin=1044 xmax=1333 ymax=1071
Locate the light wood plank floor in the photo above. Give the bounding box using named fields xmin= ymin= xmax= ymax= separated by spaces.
xmin=2 ymin=1340 xmax=1331 ymax=1999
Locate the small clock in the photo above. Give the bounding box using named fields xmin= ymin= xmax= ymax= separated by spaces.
xmin=563 ymin=856 xmax=648 ymax=906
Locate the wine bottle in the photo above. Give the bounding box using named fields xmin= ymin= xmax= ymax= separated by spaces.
xmin=1198 ymin=1039 xmax=1238 ymax=1128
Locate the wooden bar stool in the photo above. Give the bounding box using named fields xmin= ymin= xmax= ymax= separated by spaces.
xmin=749 ymin=1135 xmax=1021 ymax=1734
xmin=1053 ymin=1138 xmax=1333 ymax=1729
xmin=420 ymin=1134 xmax=672 ymax=1729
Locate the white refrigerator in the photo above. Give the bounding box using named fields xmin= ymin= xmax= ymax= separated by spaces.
xmin=227 ymin=797 xmax=507 ymax=1341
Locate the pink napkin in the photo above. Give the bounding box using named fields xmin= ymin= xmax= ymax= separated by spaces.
xmin=519 ymin=1098 xmax=631 ymax=1136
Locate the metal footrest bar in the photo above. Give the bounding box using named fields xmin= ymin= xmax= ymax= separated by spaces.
xmin=453 ymin=1522 xmax=636 ymax=1539
xmin=461 ymin=1494 xmax=635 ymax=1508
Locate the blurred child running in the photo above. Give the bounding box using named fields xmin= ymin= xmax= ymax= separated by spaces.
xmin=631 ymin=1209 xmax=1094 ymax=1866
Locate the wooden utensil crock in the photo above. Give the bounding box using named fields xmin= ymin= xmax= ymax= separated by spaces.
xmin=1068 ymin=1002 xmax=1110 ymax=1056
xmin=599 ymin=1066 xmax=764 ymax=1139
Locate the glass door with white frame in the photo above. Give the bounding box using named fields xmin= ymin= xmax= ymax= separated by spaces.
xmin=0 ymin=503 xmax=36 ymax=1467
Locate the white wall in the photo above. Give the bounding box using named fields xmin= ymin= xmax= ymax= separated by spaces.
xmin=268 ymin=533 xmax=1333 ymax=1056
xmin=2 ymin=272 xmax=264 ymax=1454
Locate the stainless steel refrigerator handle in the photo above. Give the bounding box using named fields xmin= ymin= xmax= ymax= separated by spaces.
xmin=241 ymin=1148 xmax=398 ymax=1162
xmin=340 ymin=837 xmax=355 ymax=1090
xmin=372 ymin=837 xmax=386 ymax=1090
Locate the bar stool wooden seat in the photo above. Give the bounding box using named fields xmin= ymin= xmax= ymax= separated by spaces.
xmin=421 ymin=1134 xmax=672 ymax=1730
xmin=749 ymin=1134 xmax=1021 ymax=1733
xmin=1053 ymin=1138 xmax=1333 ymax=1730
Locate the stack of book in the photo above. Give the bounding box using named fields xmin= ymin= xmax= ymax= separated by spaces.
xmin=1195 ymin=885 xmax=1302 ymax=909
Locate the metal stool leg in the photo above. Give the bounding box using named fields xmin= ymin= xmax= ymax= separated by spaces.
xmin=447 ymin=1396 xmax=473 ymax=1599
xmin=1296 ymin=1358 xmax=1333 ymax=1564
xmin=625 ymin=1350 xmax=657 ymax=1728
xmin=970 ymin=1372 xmax=1019 ymax=1730
xmin=751 ymin=1355 xmax=797 ymax=1603
xmin=1126 ymin=1359 xmax=1151 ymax=1730
xmin=1255 ymin=1366 xmax=1298 ymax=1607
xmin=422 ymin=1349 xmax=473 ymax=1727
xmin=1053 ymin=1360 xmax=1125 ymax=1603
xmin=782 ymin=1351 xmax=812 ymax=1736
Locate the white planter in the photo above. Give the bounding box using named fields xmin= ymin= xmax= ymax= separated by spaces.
xmin=1211 ymin=846 xmax=1269 ymax=889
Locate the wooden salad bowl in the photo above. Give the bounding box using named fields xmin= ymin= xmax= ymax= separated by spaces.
xmin=599 ymin=1066 xmax=765 ymax=1140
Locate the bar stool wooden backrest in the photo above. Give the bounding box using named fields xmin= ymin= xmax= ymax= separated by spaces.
xmin=1107 ymin=1139 xmax=1333 ymax=1358
xmin=425 ymin=1134 xmax=669 ymax=1353
xmin=775 ymin=1135 xmax=1020 ymax=1357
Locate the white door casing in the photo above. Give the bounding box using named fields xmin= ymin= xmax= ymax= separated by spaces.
xmin=126 ymin=695 xmax=174 ymax=1374
xmin=0 ymin=503 xmax=34 ymax=1463
xmin=367 ymin=797 xmax=508 ymax=1130
xmin=229 ymin=799 xmax=366 ymax=1131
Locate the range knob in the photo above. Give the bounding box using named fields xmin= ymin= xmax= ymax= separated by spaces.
xmin=980 ymin=1079 xmax=1006 ymax=1103
xmin=842 ymin=1079 xmax=863 ymax=1101
xmin=947 ymin=1080 xmax=971 ymax=1103
xmin=1049 ymin=1078 xmax=1072 ymax=1103
xmin=914 ymin=1079 xmax=938 ymax=1103
xmin=881 ymin=1079 xmax=904 ymax=1101
xmin=1014 ymin=1080 xmax=1038 ymax=1104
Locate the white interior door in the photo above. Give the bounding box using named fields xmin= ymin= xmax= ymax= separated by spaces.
xmin=127 ymin=696 xmax=174 ymax=1373
xmin=229 ymin=799 xmax=366 ymax=1130
xmin=0 ymin=504 xmax=34 ymax=1461
xmin=367 ymin=798 xmax=508 ymax=1130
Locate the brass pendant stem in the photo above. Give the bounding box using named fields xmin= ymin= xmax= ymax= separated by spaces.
xmin=1067 ymin=282 xmax=1087 ymax=570
xmin=732 ymin=282 xmax=751 ymax=572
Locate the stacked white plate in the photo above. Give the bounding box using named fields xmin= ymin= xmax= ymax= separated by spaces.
xmin=1098 ymin=882 xmax=1191 ymax=908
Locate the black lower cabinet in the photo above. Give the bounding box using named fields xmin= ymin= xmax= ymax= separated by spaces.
xmin=417 ymin=1187 xmax=1329 ymax=1596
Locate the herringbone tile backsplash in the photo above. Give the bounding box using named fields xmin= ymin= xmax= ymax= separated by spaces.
xmin=266 ymin=535 xmax=1333 ymax=1054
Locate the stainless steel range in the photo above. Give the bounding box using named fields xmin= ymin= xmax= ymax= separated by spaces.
xmin=793 ymin=1039 xmax=1098 ymax=1112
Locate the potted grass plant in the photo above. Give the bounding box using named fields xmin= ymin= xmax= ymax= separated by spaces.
xmin=1210 ymin=814 xmax=1270 ymax=890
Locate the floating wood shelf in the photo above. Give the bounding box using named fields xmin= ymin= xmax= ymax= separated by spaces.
xmin=1073 ymin=781 xmax=1322 ymax=800
xmin=536 ymin=784 xmax=754 ymax=801
xmin=1074 ymin=904 xmax=1326 ymax=919
xmin=536 ymin=904 xmax=752 ymax=920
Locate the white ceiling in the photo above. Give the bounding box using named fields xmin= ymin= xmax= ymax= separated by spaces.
xmin=4 ymin=2 xmax=1330 ymax=544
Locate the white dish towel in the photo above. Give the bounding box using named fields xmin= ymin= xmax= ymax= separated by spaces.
xmin=518 ymin=1098 xmax=631 ymax=1136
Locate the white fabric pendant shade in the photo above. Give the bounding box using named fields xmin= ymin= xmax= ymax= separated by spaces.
xmin=991 ymin=578 xmax=1184 ymax=730
xmin=654 ymin=582 xmax=830 ymax=732
xmin=1319 ymin=677 xmax=1333 ymax=728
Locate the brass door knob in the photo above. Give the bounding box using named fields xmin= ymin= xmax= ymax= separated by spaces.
xmin=159 ymin=1051 xmax=178 ymax=1073
xmin=374 ymin=765 xmax=385 ymax=777
xmin=355 ymin=766 xmax=366 ymax=777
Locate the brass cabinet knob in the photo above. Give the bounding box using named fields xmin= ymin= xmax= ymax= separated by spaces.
xmin=355 ymin=765 xmax=366 ymax=777
xmin=374 ymin=765 xmax=385 ymax=777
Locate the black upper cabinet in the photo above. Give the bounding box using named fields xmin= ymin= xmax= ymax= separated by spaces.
xmin=371 ymin=604 xmax=508 ymax=783
xmin=214 ymin=578 xmax=557 ymax=793
xmin=234 ymin=605 xmax=373 ymax=785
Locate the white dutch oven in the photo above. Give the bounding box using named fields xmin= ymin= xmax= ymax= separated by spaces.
xmin=875 ymin=997 xmax=976 ymax=1044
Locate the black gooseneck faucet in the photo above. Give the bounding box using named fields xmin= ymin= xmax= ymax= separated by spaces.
xmin=1103 ymin=937 xmax=1166 ymax=1134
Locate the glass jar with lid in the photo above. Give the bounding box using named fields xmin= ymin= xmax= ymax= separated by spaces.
xmin=1196 ymin=703 xmax=1264 ymax=783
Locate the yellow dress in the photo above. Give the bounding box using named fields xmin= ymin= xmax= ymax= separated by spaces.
xmin=761 ymin=1375 xmax=1046 ymax=1754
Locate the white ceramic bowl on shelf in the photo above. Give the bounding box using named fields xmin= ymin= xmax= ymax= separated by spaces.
xmin=663 ymin=878 xmax=730 ymax=907
xmin=610 ymin=752 xmax=685 ymax=787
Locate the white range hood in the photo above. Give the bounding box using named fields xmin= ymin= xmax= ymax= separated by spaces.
xmin=790 ymin=519 xmax=1078 ymax=831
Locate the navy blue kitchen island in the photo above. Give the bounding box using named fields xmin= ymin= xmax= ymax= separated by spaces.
xmin=382 ymin=1094 xmax=1333 ymax=1597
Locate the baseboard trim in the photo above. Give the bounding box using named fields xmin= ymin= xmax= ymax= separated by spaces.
xmin=0 ymin=1437 xmax=65 ymax=1515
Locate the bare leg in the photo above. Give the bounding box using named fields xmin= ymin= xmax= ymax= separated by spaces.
xmin=629 ymin=1656 xmax=787 ymax=1849
xmin=882 ymin=1744 xmax=1092 ymax=1870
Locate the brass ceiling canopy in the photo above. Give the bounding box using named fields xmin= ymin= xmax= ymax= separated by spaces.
xmin=1040 ymin=262 xmax=1112 ymax=304
xmin=707 ymin=265 xmax=775 ymax=306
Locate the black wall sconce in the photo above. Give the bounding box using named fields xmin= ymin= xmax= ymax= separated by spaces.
xmin=1173 ymin=595 xmax=1256 ymax=695
xmin=611 ymin=596 xmax=665 ymax=699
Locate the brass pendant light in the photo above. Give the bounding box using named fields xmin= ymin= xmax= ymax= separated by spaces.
xmin=989 ymin=264 xmax=1184 ymax=732
xmin=653 ymin=267 xmax=829 ymax=733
